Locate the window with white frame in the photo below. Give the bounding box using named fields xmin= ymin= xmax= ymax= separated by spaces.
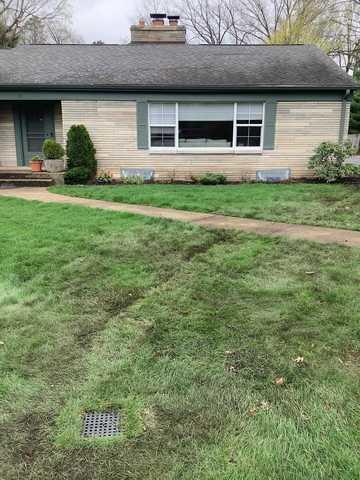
xmin=148 ymin=102 xmax=264 ymax=150
xmin=149 ymin=103 xmax=176 ymax=147
xmin=236 ymin=103 xmax=263 ymax=148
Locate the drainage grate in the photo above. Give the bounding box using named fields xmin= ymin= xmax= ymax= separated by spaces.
xmin=81 ymin=411 xmax=120 ymax=438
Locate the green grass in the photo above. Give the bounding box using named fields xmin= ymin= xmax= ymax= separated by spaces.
xmin=1 ymin=197 xmax=360 ymax=479
xmin=51 ymin=183 xmax=360 ymax=231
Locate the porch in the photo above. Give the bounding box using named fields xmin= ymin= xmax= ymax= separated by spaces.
xmin=0 ymin=100 xmax=63 ymax=169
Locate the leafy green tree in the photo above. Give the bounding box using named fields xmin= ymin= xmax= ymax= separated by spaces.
xmin=350 ymin=71 xmax=360 ymax=133
xmin=267 ymin=1 xmax=340 ymax=54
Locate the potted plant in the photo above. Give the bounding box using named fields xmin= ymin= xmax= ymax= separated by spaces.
xmin=30 ymin=155 xmax=43 ymax=172
xmin=42 ymin=139 xmax=65 ymax=173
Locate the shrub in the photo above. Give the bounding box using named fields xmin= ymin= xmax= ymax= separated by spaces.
xmin=341 ymin=163 xmax=360 ymax=178
xmin=193 ymin=172 xmax=227 ymax=185
xmin=64 ymin=166 xmax=91 ymax=185
xmin=66 ymin=125 xmax=96 ymax=176
xmin=42 ymin=139 xmax=65 ymax=159
xmin=308 ymin=141 xmax=357 ymax=182
xmin=121 ymin=174 xmax=145 ymax=185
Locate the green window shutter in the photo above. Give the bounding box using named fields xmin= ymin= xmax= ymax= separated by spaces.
xmin=263 ymin=101 xmax=277 ymax=150
xmin=137 ymin=101 xmax=149 ymax=149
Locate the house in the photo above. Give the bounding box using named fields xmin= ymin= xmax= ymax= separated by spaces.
xmin=0 ymin=14 xmax=357 ymax=182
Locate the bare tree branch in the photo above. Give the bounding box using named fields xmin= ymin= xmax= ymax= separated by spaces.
xmin=136 ymin=0 xmax=359 ymax=71
xmin=0 ymin=0 xmax=79 ymax=47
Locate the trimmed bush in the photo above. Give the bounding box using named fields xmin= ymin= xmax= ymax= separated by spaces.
xmin=66 ymin=124 xmax=96 ymax=170
xmin=64 ymin=166 xmax=91 ymax=185
xmin=308 ymin=141 xmax=357 ymax=183
xmin=42 ymin=139 xmax=65 ymax=159
xmin=193 ymin=172 xmax=227 ymax=185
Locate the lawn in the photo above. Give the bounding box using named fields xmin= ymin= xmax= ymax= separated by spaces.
xmin=1 ymin=197 xmax=359 ymax=480
xmin=51 ymin=183 xmax=360 ymax=231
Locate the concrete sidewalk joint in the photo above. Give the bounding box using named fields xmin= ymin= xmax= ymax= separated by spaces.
xmin=1 ymin=187 xmax=360 ymax=248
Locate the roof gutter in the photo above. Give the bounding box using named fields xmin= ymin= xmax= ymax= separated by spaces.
xmin=0 ymin=84 xmax=357 ymax=93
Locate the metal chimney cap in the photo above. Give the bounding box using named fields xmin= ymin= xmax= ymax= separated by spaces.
xmin=167 ymin=15 xmax=180 ymax=20
xmin=150 ymin=13 xmax=167 ymax=19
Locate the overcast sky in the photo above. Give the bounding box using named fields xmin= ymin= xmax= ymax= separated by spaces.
xmin=72 ymin=0 xmax=147 ymax=44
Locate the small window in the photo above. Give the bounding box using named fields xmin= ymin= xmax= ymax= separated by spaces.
xmin=236 ymin=103 xmax=263 ymax=148
xmin=149 ymin=103 xmax=176 ymax=147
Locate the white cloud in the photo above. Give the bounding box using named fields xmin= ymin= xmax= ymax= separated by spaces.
xmin=72 ymin=0 xmax=140 ymax=44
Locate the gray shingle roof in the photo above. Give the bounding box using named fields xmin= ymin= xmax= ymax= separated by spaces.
xmin=0 ymin=43 xmax=356 ymax=91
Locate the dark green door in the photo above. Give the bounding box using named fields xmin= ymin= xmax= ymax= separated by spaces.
xmin=20 ymin=104 xmax=55 ymax=165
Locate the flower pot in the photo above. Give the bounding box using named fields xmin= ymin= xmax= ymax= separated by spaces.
xmin=43 ymin=158 xmax=65 ymax=173
xmin=30 ymin=159 xmax=43 ymax=172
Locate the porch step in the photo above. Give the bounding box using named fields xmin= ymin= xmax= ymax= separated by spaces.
xmin=0 ymin=178 xmax=54 ymax=188
xmin=0 ymin=170 xmax=51 ymax=180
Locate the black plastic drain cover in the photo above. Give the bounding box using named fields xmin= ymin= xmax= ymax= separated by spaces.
xmin=81 ymin=411 xmax=120 ymax=438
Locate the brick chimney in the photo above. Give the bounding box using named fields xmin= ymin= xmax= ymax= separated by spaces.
xmin=130 ymin=14 xmax=186 ymax=44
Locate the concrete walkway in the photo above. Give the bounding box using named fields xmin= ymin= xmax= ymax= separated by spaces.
xmin=1 ymin=187 xmax=360 ymax=248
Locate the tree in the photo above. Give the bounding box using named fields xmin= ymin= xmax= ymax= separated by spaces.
xmin=330 ymin=0 xmax=360 ymax=72
xmin=267 ymin=0 xmax=340 ymax=52
xmin=178 ymin=0 xmax=248 ymax=44
xmin=46 ymin=20 xmax=82 ymax=44
xmin=0 ymin=20 xmax=18 ymax=47
xmin=136 ymin=0 xmax=358 ymax=68
xmin=136 ymin=0 xmax=342 ymax=45
xmin=0 ymin=0 xmax=80 ymax=47
xmin=22 ymin=15 xmax=47 ymax=43
xmin=350 ymin=91 xmax=360 ymax=133
xmin=350 ymin=70 xmax=360 ymax=133
xmin=136 ymin=0 xmax=250 ymax=44
xmin=239 ymin=0 xmax=294 ymax=43
xmin=66 ymin=124 xmax=97 ymax=183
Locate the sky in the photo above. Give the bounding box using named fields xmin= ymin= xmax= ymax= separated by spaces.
xmin=72 ymin=0 xmax=146 ymax=44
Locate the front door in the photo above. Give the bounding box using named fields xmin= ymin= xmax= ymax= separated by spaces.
xmin=20 ymin=104 xmax=55 ymax=165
